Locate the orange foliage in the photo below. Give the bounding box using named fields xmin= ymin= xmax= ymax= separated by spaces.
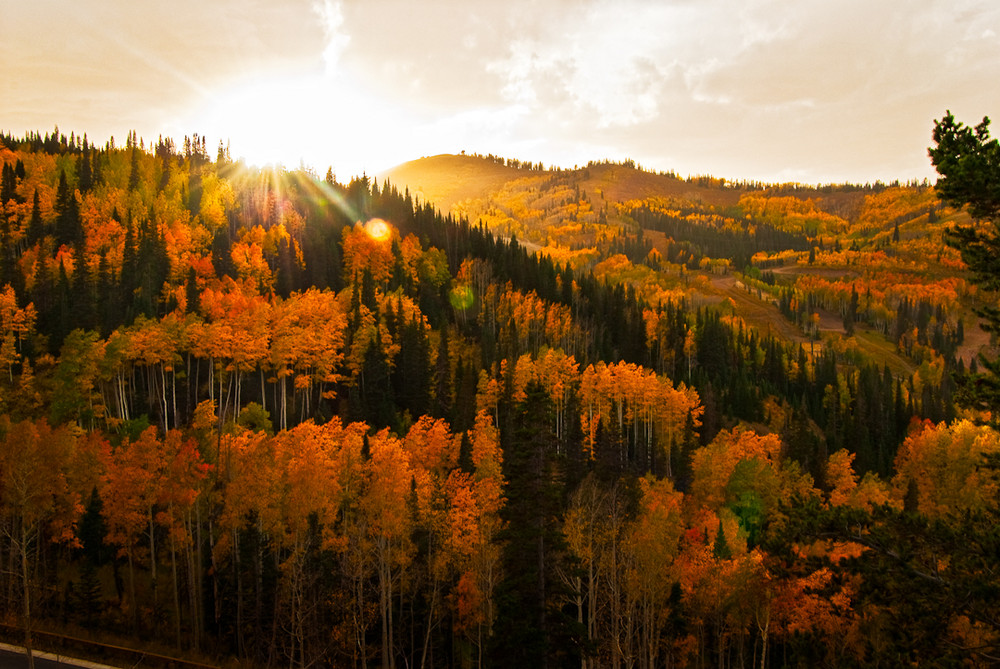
xmin=341 ymin=220 xmax=397 ymax=287
xmin=0 ymin=417 xmax=91 ymax=547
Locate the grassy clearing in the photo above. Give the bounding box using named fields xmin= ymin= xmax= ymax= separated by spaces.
xmin=851 ymin=329 xmax=915 ymax=377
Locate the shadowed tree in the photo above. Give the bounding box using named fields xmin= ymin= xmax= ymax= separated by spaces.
xmin=931 ymin=111 xmax=1000 ymax=422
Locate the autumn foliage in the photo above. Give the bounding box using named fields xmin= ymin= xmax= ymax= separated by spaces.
xmin=0 ymin=129 xmax=995 ymax=667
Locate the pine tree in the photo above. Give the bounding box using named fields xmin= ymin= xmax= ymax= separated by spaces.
xmin=128 ymin=147 xmax=140 ymax=191
xmin=931 ymin=112 xmax=1000 ymax=422
xmin=79 ymin=147 xmax=93 ymax=193
xmin=432 ymin=326 xmax=451 ymax=418
xmin=393 ymin=311 xmax=431 ymax=419
xmin=26 ymin=190 xmax=43 ymax=246
xmin=491 ymin=382 xmax=578 ymax=667
xmin=712 ymin=522 xmax=732 ymax=560
xmin=356 ymin=326 xmax=397 ymax=430
xmin=54 ymin=170 xmax=82 ymax=247
xmin=0 ymin=163 xmax=14 ymax=203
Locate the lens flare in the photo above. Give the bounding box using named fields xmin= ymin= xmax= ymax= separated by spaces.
xmin=364 ymin=218 xmax=392 ymax=242
xmin=449 ymin=285 xmax=474 ymax=311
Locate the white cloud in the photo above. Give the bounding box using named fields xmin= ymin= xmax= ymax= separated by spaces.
xmin=7 ymin=0 xmax=1000 ymax=185
xmin=483 ymin=3 xmax=690 ymax=128
xmin=313 ymin=0 xmax=351 ymax=72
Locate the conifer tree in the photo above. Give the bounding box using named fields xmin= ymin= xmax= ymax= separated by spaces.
xmin=26 ymin=190 xmax=43 ymax=247
xmin=432 ymin=326 xmax=451 ymax=418
xmin=0 ymin=163 xmax=14 ymax=204
xmin=78 ymin=147 xmax=93 ymax=193
xmin=491 ymin=382 xmax=577 ymax=667
xmin=54 ymin=171 xmax=82 ymax=247
xmin=931 ymin=111 xmax=1000 ymax=421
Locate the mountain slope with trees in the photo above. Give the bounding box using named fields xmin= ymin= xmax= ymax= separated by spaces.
xmin=0 ymin=121 xmax=995 ymax=667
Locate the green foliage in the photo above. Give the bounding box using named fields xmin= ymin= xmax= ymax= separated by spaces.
xmin=932 ymin=112 xmax=1000 ymax=423
xmin=711 ymin=521 xmax=732 ymax=559
xmin=930 ymin=112 xmax=1000 ymax=222
xmin=237 ymin=402 xmax=273 ymax=435
xmin=774 ymin=497 xmax=1000 ymax=664
xmin=50 ymin=329 xmax=101 ymax=426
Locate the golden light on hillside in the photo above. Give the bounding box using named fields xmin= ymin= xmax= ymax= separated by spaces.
xmin=364 ymin=218 xmax=393 ymax=242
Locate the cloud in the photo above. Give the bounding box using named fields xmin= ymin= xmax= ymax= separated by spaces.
xmin=313 ymin=0 xmax=351 ymax=71
xmin=5 ymin=0 xmax=999 ymax=184
xmin=484 ymin=2 xmax=685 ymax=128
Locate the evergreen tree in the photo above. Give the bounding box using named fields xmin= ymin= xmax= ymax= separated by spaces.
xmin=712 ymin=521 xmax=732 ymax=560
xmin=79 ymin=147 xmax=93 ymax=193
xmin=70 ymin=251 xmax=95 ymax=332
xmin=432 ymin=326 xmax=451 ymax=418
xmin=54 ymin=170 xmax=82 ymax=247
xmin=0 ymin=163 xmax=14 ymax=203
xmin=491 ymin=382 xmax=578 ymax=668
xmin=91 ymin=148 xmax=102 ymax=186
xmin=392 ymin=311 xmax=431 ymax=420
xmin=354 ymin=326 xmax=396 ymax=430
xmin=931 ymin=112 xmax=1000 ymax=422
xmin=26 ymin=190 xmax=43 ymax=246
xmin=128 ymin=147 xmax=141 ymax=191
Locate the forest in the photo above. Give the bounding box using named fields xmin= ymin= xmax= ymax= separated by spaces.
xmin=0 ymin=124 xmax=997 ymax=668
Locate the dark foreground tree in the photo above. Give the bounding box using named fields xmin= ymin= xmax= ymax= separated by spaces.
xmin=930 ymin=111 xmax=1000 ymax=421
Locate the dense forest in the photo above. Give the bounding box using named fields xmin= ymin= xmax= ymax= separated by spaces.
xmin=0 ymin=126 xmax=997 ymax=668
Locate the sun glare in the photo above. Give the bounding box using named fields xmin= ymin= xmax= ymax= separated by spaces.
xmin=182 ymin=70 xmax=420 ymax=179
xmin=191 ymin=77 xmax=315 ymax=167
xmin=180 ymin=65 xmax=498 ymax=184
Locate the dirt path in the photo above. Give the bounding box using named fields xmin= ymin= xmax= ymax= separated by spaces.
xmin=771 ymin=264 xmax=860 ymax=280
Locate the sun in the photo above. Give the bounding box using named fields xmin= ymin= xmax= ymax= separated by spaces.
xmin=181 ymin=70 xmax=419 ymax=180
xmin=188 ymin=75 xmax=322 ymax=168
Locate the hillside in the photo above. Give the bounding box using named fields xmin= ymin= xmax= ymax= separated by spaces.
xmin=0 ymin=128 xmax=996 ymax=667
xmin=382 ymin=153 xmax=977 ymax=377
xmin=380 ymin=154 xmax=747 ymax=218
xmin=377 ymin=153 xmax=525 ymax=212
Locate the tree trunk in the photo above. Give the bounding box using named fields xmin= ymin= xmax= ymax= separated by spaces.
xmin=420 ymin=565 xmax=439 ymax=669
xmin=20 ymin=523 xmax=34 ymax=669
xmin=234 ymin=528 xmax=245 ymax=657
xmin=160 ymin=363 xmax=169 ymax=431
xmin=128 ymin=544 xmax=137 ymax=633
xmin=190 ymin=507 xmax=202 ymax=649
xmin=148 ymin=506 xmax=157 ymax=602
xmin=379 ymin=536 xmax=394 ymax=669
xmin=171 ymin=530 xmax=182 ymax=647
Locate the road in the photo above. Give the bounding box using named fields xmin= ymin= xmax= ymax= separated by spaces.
xmin=0 ymin=645 xmax=116 ymax=669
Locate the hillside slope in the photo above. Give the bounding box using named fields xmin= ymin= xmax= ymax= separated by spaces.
xmin=379 ymin=154 xmax=746 ymax=216
xmin=377 ymin=153 xmax=524 ymax=212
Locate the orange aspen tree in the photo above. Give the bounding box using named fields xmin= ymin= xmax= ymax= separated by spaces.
xmin=624 ymin=475 xmax=684 ymax=669
xmin=364 ymin=428 xmax=415 ymax=669
xmin=0 ymin=418 xmax=90 ymax=668
xmin=98 ymin=426 xmax=167 ymax=626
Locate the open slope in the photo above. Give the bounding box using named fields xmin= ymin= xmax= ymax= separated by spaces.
xmin=377 ymin=154 xmax=524 ymax=212
xmin=379 ymin=154 xmax=745 ymax=216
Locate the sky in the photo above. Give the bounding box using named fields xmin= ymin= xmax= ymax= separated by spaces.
xmin=3 ymin=0 xmax=999 ymax=185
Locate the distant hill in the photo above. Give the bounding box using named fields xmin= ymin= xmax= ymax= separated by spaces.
xmin=377 ymin=154 xmax=524 ymax=213
xmin=378 ymin=154 xmax=748 ymax=217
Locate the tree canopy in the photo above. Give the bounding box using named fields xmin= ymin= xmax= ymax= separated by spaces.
xmin=932 ymin=112 xmax=1000 ymax=420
